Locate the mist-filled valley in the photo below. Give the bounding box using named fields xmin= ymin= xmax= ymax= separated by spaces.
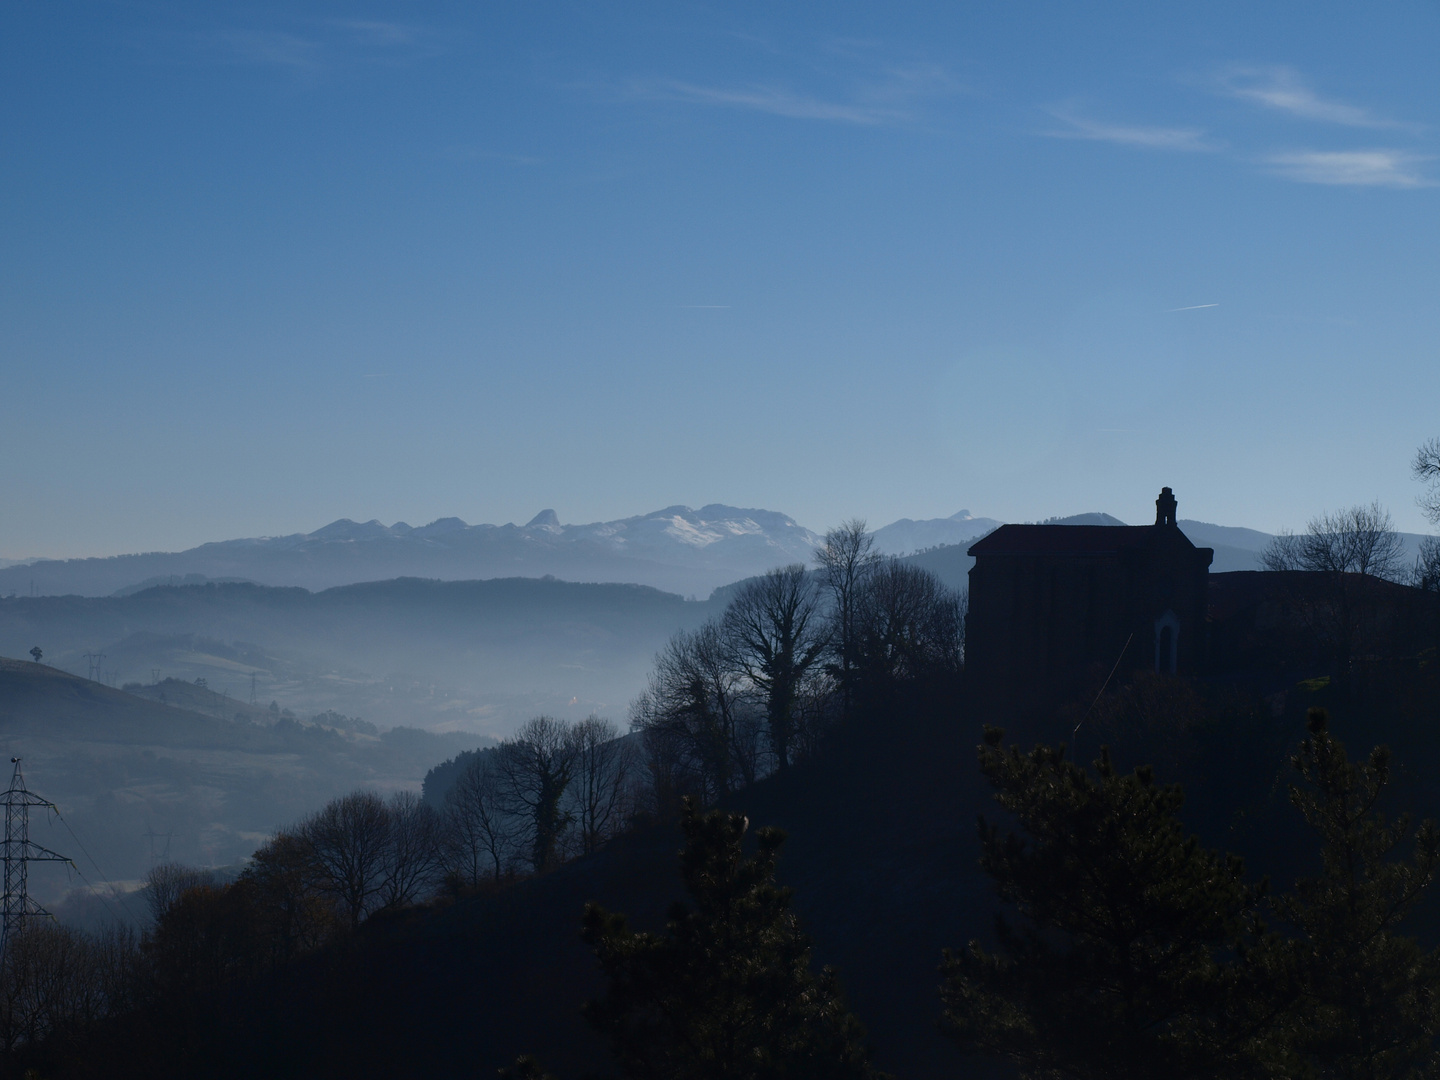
xmin=2 ymin=488 xmax=1439 ymax=1077
xmin=0 ymin=506 xmax=1430 ymax=909
xmin=10 ymin=2 xmax=1440 ymax=1075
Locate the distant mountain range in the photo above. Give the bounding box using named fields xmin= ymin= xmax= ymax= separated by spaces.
xmin=4 ymin=503 xmax=1430 ymax=601
xmin=869 ymin=510 xmax=1002 ymax=556
xmin=0 ymin=506 xmax=823 ymax=599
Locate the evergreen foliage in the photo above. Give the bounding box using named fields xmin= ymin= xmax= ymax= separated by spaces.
xmin=581 ymin=799 xmax=883 ymax=1080
xmin=941 ymin=727 xmax=1272 ymax=1080
xmin=1270 ymin=707 xmax=1440 ymax=1080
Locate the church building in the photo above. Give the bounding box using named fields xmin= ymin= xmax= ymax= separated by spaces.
xmin=965 ymin=488 xmax=1214 ymax=722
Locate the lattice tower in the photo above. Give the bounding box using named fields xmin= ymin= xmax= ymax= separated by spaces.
xmin=1 ymin=759 xmax=69 ymax=955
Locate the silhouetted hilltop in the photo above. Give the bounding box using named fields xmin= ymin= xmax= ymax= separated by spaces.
xmin=43 ymin=685 xmax=988 ymax=1079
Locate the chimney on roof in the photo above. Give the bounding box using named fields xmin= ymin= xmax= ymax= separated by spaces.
xmin=1155 ymin=487 xmax=1177 ymax=527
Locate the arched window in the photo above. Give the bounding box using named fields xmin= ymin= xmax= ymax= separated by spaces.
xmin=1153 ymin=610 xmax=1180 ymax=674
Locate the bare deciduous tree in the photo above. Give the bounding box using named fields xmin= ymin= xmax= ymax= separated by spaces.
xmin=1414 ymin=535 xmax=1440 ymax=594
xmin=498 ymin=716 xmax=578 ymax=873
xmin=0 ymin=924 xmax=120 ymax=1052
xmin=380 ymin=791 xmax=445 ymax=909
xmin=722 ymin=565 xmax=828 ymax=773
xmin=632 ymin=622 xmax=758 ymax=808
xmin=1414 ymin=437 xmax=1440 ymax=525
xmin=852 ymin=560 xmax=964 ymax=694
xmin=1262 ymin=502 xmax=1404 ymax=581
xmin=143 ymin=862 xmax=217 ymax=924
xmin=569 ymin=715 xmax=634 ymax=856
xmin=241 ymin=830 xmax=336 ymax=958
xmin=444 ymin=750 xmax=517 ymax=886
xmin=1261 ymin=502 xmax=1405 ymax=683
xmin=815 ymin=519 xmax=880 ymax=714
xmin=299 ymin=791 xmax=392 ymax=929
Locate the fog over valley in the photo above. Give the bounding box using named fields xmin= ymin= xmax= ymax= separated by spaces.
xmin=7 ymin=2 xmax=1440 ymax=1074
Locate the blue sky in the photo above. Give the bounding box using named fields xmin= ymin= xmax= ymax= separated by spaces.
xmin=4 ymin=1 xmax=1440 ymax=558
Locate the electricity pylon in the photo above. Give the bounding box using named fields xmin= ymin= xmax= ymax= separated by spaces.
xmin=1 ymin=759 xmax=69 ymax=955
xmin=144 ymin=826 xmax=173 ymax=865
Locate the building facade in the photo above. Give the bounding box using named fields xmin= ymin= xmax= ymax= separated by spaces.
xmin=965 ymin=488 xmax=1214 ymax=723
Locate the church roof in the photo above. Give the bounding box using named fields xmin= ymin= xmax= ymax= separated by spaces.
xmin=967 ymin=523 xmax=1197 ymax=556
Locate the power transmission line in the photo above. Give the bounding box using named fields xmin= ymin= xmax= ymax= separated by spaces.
xmin=1 ymin=758 xmax=70 ymax=956
xmin=144 ymin=826 xmax=173 ymax=865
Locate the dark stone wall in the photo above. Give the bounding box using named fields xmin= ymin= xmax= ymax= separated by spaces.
xmin=966 ymin=526 xmax=1212 ymax=726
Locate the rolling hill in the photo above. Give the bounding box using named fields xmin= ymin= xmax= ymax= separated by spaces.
xmin=0 ymin=657 xmax=482 ymax=902
xmin=0 ymin=577 xmax=719 ymax=739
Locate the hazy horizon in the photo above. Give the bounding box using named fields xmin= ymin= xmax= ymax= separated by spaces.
xmin=4 ymin=495 xmax=1264 ymax=564
xmin=5 ymin=2 xmax=1440 ymax=557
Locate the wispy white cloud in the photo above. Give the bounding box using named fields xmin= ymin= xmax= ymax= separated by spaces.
xmin=1217 ymin=66 xmax=1400 ymax=129
xmin=637 ymin=80 xmax=905 ymax=125
xmin=1040 ymin=75 xmax=1431 ymax=192
xmin=198 ymin=18 xmax=444 ymax=71
xmin=328 ymin=20 xmax=425 ymax=47
xmin=1262 ymin=150 xmax=1434 ymax=187
xmin=857 ymin=62 xmax=960 ymax=106
xmin=219 ymin=30 xmax=321 ymax=69
xmin=625 ymin=48 xmax=956 ymax=128
xmin=1042 ymin=107 xmax=1221 ymax=152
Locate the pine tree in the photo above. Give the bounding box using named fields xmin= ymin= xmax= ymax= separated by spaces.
xmin=1270 ymin=707 xmax=1440 ymax=1080
xmin=581 ymin=799 xmax=884 ymax=1080
xmin=941 ymin=727 xmax=1272 ymax=1080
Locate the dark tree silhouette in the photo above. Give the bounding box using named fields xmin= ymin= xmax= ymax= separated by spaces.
xmin=1261 ymin=502 xmax=1405 ymax=683
xmin=941 ymin=729 xmax=1272 ymax=1080
xmin=582 ymin=800 xmax=884 ymax=1080
xmin=632 ymin=622 xmax=757 ymax=807
xmin=239 ymin=831 xmax=336 ymax=961
xmin=498 ymin=716 xmax=578 ymax=873
xmin=298 ymin=791 xmax=391 ymax=929
xmin=0 ymin=922 xmax=135 ymax=1053
xmin=379 ymin=790 xmax=445 ymax=909
xmin=143 ymin=862 xmax=217 ymax=924
xmin=1415 ymin=437 xmax=1440 ymax=525
xmin=815 ymin=519 xmax=879 ymax=715
xmin=1270 ymin=708 xmax=1440 ymax=1080
xmin=722 ymin=565 xmax=827 ymax=773
xmin=569 ymin=715 xmax=634 ymax=856
xmin=27 ymin=647 xmax=40 ymax=664
xmin=1262 ymin=502 xmax=1404 ymax=581
xmin=851 ymin=560 xmax=963 ymax=697
xmin=443 ymin=750 xmax=516 ymax=886
xmin=1414 ymin=536 xmax=1440 ymax=594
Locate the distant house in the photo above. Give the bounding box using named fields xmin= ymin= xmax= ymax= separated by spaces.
xmin=965 ymin=488 xmax=1214 ymax=723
